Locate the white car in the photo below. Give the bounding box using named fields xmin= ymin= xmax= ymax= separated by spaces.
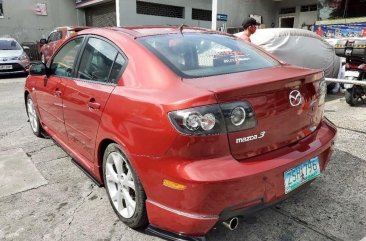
xmin=0 ymin=38 xmax=30 ymax=75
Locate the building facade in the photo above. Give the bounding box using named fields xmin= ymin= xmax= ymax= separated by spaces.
xmin=1 ymin=0 xmax=365 ymax=44
xmin=74 ymin=0 xmax=329 ymax=30
xmin=0 ymin=0 xmax=83 ymax=43
xmin=75 ymin=0 xmax=279 ymax=30
xmin=315 ymin=0 xmax=366 ymax=38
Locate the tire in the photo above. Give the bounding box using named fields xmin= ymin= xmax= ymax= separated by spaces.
xmin=326 ymin=83 xmax=336 ymax=94
xmin=26 ymin=95 xmax=42 ymax=137
xmin=345 ymin=88 xmax=357 ymax=106
xmin=103 ymin=143 xmax=148 ymax=228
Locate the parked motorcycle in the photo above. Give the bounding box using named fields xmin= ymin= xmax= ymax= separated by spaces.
xmin=335 ymin=39 xmax=366 ymax=106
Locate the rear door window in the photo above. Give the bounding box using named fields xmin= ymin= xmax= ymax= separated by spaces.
xmin=48 ymin=31 xmax=62 ymax=43
xmin=48 ymin=32 xmax=56 ymax=43
xmin=55 ymin=31 xmax=62 ymax=41
xmin=109 ymin=54 xmax=126 ymax=83
xmin=76 ymin=37 xmax=118 ymax=83
xmin=139 ymin=33 xmax=279 ymax=78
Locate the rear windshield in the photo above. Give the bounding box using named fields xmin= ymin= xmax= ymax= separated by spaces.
xmin=138 ymin=33 xmax=279 ymax=78
xmin=0 ymin=39 xmax=21 ymax=50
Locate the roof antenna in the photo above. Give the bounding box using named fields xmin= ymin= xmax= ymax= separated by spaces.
xmin=179 ymin=24 xmax=186 ymax=35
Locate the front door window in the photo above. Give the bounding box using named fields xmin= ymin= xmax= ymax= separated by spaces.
xmin=50 ymin=37 xmax=84 ymax=77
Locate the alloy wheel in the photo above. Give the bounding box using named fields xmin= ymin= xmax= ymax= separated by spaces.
xmin=105 ymin=151 xmax=136 ymax=218
xmin=27 ymin=97 xmax=39 ymax=133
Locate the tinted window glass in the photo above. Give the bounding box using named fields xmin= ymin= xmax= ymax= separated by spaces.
xmin=48 ymin=32 xmax=55 ymax=43
xmin=55 ymin=31 xmax=62 ymax=41
xmin=319 ymin=0 xmax=366 ymax=19
xmin=109 ymin=54 xmax=126 ymax=83
xmin=139 ymin=33 xmax=278 ymax=78
xmin=77 ymin=37 xmax=118 ymax=83
xmin=50 ymin=37 xmax=84 ymax=77
xmin=0 ymin=39 xmax=21 ymax=50
xmin=48 ymin=31 xmax=61 ymax=42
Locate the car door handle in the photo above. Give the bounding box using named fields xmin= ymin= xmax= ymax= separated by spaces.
xmin=88 ymin=99 xmax=101 ymax=110
xmin=54 ymin=90 xmax=62 ymax=97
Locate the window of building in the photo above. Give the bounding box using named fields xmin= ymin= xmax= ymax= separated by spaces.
xmin=192 ymin=8 xmax=212 ymax=21
xmin=0 ymin=0 xmax=4 ymax=18
xmin=301 ymin=4 xmax=317 ymax=12
xmin=280 ymin=7 xmax=296 ymax=14
xmin=136 ymin=1 xmax=184 ymax=19
xmin=346 ymin=0 xmax=366 ymax=18
xmin=318 ymin=0 xmax=366 ymax=20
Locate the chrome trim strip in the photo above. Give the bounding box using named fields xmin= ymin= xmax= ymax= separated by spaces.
xmin=147 ymin=199 xmax=219 ymax=220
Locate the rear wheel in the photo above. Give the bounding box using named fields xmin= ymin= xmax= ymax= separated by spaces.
xmin=345 ymin=88 xmax=358 ymax=106
xmin=26 ymin=95 xmax=42 ymax=137
xmin=103 ymin=143 xmax=148 ymax=228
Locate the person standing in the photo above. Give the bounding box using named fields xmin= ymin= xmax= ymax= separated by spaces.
xmin=239 ymin=17 xmax=260 ymax=42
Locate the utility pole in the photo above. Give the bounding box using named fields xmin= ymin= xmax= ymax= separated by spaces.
xmin=343 ymin=0 xmax=349 ymax=19
xmin=116 ymin=0 xmax=120 ymax=27
xmin=212 ymin=0 xmax=217 ymax=30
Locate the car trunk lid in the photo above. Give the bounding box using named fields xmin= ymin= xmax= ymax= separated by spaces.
xmin=184 ymin=66 xmax=325 ymax=160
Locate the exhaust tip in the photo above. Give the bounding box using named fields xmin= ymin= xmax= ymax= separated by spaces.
xmin=223 ymin=217 xmax=239 ymax=230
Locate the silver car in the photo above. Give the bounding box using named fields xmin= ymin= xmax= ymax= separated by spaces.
xmin=0 ymin=38 xmax=30 ymax=75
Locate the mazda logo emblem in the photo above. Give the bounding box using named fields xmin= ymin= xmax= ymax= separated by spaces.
xmin=289 ymin=90 xmax=302 ymax=106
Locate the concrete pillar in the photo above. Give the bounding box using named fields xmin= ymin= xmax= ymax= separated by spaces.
xmin=212 ymin=0 xmax=217 ymax=30
xmin=116 ymin=0 xmax=120 ymax=27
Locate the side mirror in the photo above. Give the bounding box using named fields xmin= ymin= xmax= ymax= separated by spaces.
xmin=30 ymin=63 xmax=47 ymax=75
xmin=40 ymin=38 xmax=47 ymax=44
xmin=22 ymin=46 xmax=30 ymax=51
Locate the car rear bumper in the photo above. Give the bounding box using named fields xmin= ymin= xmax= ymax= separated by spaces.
xmin=141 ymin=118 xmax=337 ymax=237
xmin=0 ymin=61 xmax=29 ymax=75
xmin=0 ymin=70 xmax=28 ymax=75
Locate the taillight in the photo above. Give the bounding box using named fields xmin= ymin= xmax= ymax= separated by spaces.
xmin=318 ymin=79 xmax=327 ymax=106
xmin=220 ymin=101 xmax=256 ymax=132
xmin=168 ymin=101 xmax=256 ymax=136
xmin=317 ymin=79 xmax=327 ymax=120
xmin=168 ymin=105 xmax=226 ymax=136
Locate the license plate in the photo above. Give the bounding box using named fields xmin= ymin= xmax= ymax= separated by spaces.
xmin=345 ymin=71 xmax=360 ymax=78
xmin=0 ymin=65 xmax=12 ymax=70
xmin=284 ymin=157 xmax=320 ymax=194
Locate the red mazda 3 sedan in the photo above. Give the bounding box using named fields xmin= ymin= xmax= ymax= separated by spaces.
xmin=24 ymin=26 xmax=337 ymax=240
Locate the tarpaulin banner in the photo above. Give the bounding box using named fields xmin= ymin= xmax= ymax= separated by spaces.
xmin=314 ymin=23 xmax=366 ymax=38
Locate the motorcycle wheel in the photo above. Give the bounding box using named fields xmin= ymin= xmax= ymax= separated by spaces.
xmin=345 ymin=88 xmax=358 ymax=106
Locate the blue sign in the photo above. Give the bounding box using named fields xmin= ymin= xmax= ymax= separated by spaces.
xmin=217 ymin=14 xmax=228 ymax=22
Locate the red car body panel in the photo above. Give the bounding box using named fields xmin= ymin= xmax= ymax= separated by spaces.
xmin=34 ymin=75 xmax=65 ymax=133
xmin=25 ymin=26 xmax=337 ymax=237
xmin=62 ymin=78 xmax=115 ymax=162
xmin=138 ymin=119 xmax=336 ymax=235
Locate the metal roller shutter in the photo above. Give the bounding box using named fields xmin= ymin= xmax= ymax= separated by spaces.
xmin=85 ymin=2 xmax=116 ymax=27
